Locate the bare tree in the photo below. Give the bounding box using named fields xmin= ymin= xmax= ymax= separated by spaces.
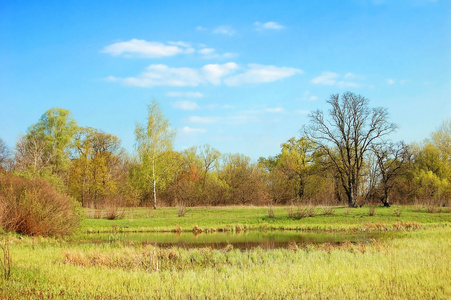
xmin=371 ymin=141 xmax=411 ymax=207
xmin=0 ymin=138 xmax=12 ymax=172
xmin=304 ymin=92 xmax=396 ymax=207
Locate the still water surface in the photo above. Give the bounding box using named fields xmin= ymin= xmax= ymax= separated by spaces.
xmin=81 ymin=230 xmax=393 ymax=250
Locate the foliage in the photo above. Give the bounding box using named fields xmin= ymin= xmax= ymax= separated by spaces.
xmin=0 ymin=173 xmax=81 ymax=236
xmin=68 ymin=127 xmax=129 ymax=207
xmin=14 ymin=108 xmax=77 ymax=176
xmin=133 ymin=101 xmax=176 ymax=208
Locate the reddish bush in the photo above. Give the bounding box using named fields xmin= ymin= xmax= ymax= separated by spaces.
xmin=0 ymin=173 xmax=81 ymax=236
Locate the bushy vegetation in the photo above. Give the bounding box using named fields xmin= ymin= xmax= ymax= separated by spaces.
xmin=0 ymin=94 xmax=450 ymax=214
xmin=0 ymin=173 xmax=81 ymax=236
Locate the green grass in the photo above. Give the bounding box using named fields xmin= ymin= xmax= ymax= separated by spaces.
xmin=78 ymin=205 xmax=450 ymax=234
xmin=1 ymin=205 xmax=450 ymax=299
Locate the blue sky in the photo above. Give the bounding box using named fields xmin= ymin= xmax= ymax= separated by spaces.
xmin=1 ymin=0 xmax=450 ymax=160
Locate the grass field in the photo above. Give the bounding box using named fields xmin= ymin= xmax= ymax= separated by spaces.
xmin=1 ymin=205 xmax=450 ymax=299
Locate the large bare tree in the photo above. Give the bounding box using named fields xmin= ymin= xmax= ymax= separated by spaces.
xmin=305 ymin=92 xmax=396 ymax=207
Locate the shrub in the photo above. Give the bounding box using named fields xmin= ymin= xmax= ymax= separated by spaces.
xmin=104 ymin=197 xmax=125 ymax=220
xmin=393 ymin=206 xmax=403 ymax=217
xmin=176 ymin=203 xmax=186 ymax=217
xmin=268 ymin=205 xmax=275 ymax=218
xmin=288 ymin=205 xmax=316 ymax=219
xmin=0 ymin=173 xmax=81 ymax=236
xmin=321 ymin=206 xmax=335 ymax=216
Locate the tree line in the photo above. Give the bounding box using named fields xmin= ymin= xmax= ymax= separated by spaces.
xmin=1 ymin=92 xmax=450 ymax=209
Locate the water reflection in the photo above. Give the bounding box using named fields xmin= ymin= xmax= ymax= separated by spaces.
xmin=81 ymin=230 xmax=392 ymax=250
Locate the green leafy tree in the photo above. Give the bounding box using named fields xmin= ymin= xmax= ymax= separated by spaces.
xmin=413 ymin=142 xmax=450 ymax=204
xmin=134 ymin=101 xmax=176 ymax=209
xmin=68 ymin=127 xmax=124 ymax=207
xmin=15 ymin=108 xmax=77 ymax=177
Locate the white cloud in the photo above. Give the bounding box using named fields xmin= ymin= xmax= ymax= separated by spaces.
xmin=224 ymin=64 xmax=303 ymax=86
xmin=265 ymin=107 xmax=284 ymax=113
xmin=202 ymin=62 xmax=239 ymax=85
xmin=311 ymin=71 xmax=362 ymax=88
xmin=254 ymin=21 xmax=285 ymax=30
xmin=107 ymin=63 xmax=237 ymax=87
xmin=165 ymin=91 xmax=204 ymax=98
xmin=102 ymin=39 xmax=193 ymax=58
xmin=387 ymin=78 xmax=396 ymax=85
xmin=198 ymin=48 xmax=238 ymax=59
xmin=172 ymin=101 xmax=200 ymax=110
xmin=107 ymin=63 xmax=302 ymax=88
xmin=196 ymin=26 xmax=207 ymax=31
xmin=168 ymin=41 xmax=191 ymax=48
xmin=213 ymin=26 xmax=236 ymax=36
xmin=311 ymin=71 xmax=340 ymax=85
xmin=180 ymin=126 xmax=206 ymax=134
xmin=198 ymin=48 xmax=216 ymax=55
xmin=299 ymin=91 xmax=319 ymax=101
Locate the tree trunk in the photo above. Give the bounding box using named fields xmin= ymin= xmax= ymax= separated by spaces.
xmin=152 ymin=158 xmax=157 ymax=210
xmin=349 ymin=182 xmax=358 ymax=208
xmin=381 ymin=190 xmax=390 ymax=207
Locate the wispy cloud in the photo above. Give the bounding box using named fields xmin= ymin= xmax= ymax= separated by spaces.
xmin=171 ymin=101 xmax=200 ymax=110
xmin=387 ymin=78 xmax=408 ymax=85
xmin=187 ymin=114 xmax=260 ymax=125
xmin=299 ymin=91 xmax=319 ymax=101
xmin=213 ymin=25 xmax=236 ymax=36
xmin=102 ymin=39 xmax=194 ymax=58
xmin=107 ymin=63 xmax=302 ymax=88
xmin=224 ymin=64 xmax=303 ymax=86
xmin=254 ymin=21 xmax=285 ymax=31
xmin=180 ymin=126 xmax=206 ymax=134
xmin=198 ymin=48 xmax=237 ymax=59
xmin=165 ymin=91 xmax=204 ymax=98
xmin=311 ymin=71 xmax=362 ymax=88
xmin=265 ymin=107 xmax=284 ymax=113
xmin=106 ymin=63 xmax=238 ymax=87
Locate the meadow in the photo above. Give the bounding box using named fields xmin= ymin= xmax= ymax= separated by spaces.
xmin=1 ymin=205 xmax=450 ymax=299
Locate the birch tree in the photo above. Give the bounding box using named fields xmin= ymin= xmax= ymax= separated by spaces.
xmin=134 ymin=101 xmax=175 ymax=209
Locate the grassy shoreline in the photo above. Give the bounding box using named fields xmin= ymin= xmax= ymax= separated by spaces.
xmin=79 ymin=205 xmax=450 ymax=234
xmin=1 ymin=206 xmax=450 ymax=299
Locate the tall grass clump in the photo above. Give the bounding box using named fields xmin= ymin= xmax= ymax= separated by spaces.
xmin=104 ymin=197 xmax=125 ymax=220
xmin=176 ymin=202 xmax=186 ymax=217
xmin=0 ymin=173 xmax=81 ymax=236
xmin=368 ymin=206 xmax=377 ymax=216
xmin=268 ymin=205 xmax=275 ymax=218
xmin=393 ymin=206 xmax=403 ymax=217
xmin=0 ymin=234 xmax=11 ymax=280
xmin=288 ymin=204 xmax=316 ymax=219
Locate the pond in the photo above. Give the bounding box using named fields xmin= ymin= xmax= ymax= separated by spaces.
xmin=78 ymin=230 xmax=394 ymax=250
